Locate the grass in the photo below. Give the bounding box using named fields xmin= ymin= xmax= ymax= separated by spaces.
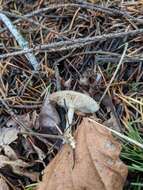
xmin=121 ymin=121 xmax=143 ymax=190
xmin=25 ymin=183 xmax=37 ymax=190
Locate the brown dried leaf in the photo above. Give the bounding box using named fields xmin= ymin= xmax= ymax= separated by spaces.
xmin=103 ymin=113 xmax=119 ymax=131
xmin=30 ymin=140 xmax=46 ymax=160
xmin=0 ymin=155 xmax=29 ymax=169
xmin=38 ymin=118 xmax=128 ymax=190
xmin=3 ymin=145 xmax=18 ymax=160
xmin=39 ymin=96 xmax=60 ymax=134
xmin=0 ymin=127 xmax=19 ymax=146
xmin=0 ymin=177 xmax=9 ymax=190
xmin=0 ymin=155 xmax=38 ymax=181
xmin=6 ymin=113 xmax=31 ymax=129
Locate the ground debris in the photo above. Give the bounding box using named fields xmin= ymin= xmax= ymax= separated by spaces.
xmin=1 ymin=0 xmax=143 ymax=189
xmin=38 ymin=118 xmax=128 ymax=190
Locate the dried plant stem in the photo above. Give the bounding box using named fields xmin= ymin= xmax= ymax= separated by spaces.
xmin=66 ymin=107 xmax=75 ymax=130
xmin=20 ymin=131 xmax=63 ymax=140
xmin=99 ymin=42 xmax=128 ymax=104
xmin=0 ymin=13 xmax=39 ymax=70
xmin=74 ymin=51 xmax=143 ymax=63
xmin=0 ymin=10 xmax=63 ymax=36
xmin=75 ymin=0 xmax=143 ymax=24
xmin=54 ymin=64 xmax=61 ymax=91
xmin=22 ymin=3 xmax=140 ymax=21
xmin=0 ymin=29 xmax=142 ymax=59
xmin=1 ymin=2 xmax=142 ymax=27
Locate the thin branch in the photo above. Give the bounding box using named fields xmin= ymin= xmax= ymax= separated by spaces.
xmin=75 ymin=0 xmax=143 ymax=24
xmin=0 ymin=29 xmax=143 ymax=59
xmin=20 ymin=131 xmax=63 ymax=140
xmin=73 ymin=51 xmax=143 ymax=63
xmin=1 ymin=2 xmax=143 ymax=34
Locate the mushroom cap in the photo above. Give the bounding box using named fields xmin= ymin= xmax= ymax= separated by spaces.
xmin=49 ymin=90 xmax=99 ymax=113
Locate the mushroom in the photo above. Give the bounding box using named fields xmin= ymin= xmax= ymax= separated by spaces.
xmin=49 ymin=90 xmax=99 ymax=148
xmin=49 ymin=90 xmax=99 ymax=130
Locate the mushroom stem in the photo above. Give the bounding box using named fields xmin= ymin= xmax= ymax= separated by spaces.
xmin=66 ymin=107 xmax=74 ymax=131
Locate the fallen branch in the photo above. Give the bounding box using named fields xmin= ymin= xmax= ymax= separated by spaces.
xmin=13 ymin=3 xmax=143 ymax=24
xmin=75 ymin=0 xmax=143 ymax=24
xmin=0 ymin=29 xmax=143 ymax=59
xmin=1 ymin=2 xmax=143 ymax=34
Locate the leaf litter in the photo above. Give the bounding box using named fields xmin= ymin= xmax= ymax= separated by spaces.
xmin=0 ymin=95 xmax=64 ymax=188
xmin=0 ymin=126 xmax=19 ymax=146
xmin=1 ymin=91 xmax=128 ymax=189
xmin=0 ymin=177 xmax=10 ymax=190
xmin=38 ymin=96 xmax=61 ymax=134
xmin=1 ymin=0 xmax=143 ymax=189
xmin=38 ymin=118 xmax=128 ymax=190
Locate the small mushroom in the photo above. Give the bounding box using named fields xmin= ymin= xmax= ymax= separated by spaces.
xmin=49 ymin=90 xmax=99 ymax=130
xmin=49 ymin=90 xmax=99 ymax=148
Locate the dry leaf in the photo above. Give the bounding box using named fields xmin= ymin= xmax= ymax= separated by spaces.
xmin=38 ymin=118 xmax=128 ymax=190
xmin=6 ymin=113 xmax=31 ymax=128
xmin=0 ymin=155 xmax=38 ymax=181
xmin=0 ymin=155 xmax=9 ymax=168
xmin=3 ymin=145 xmax=18 ymax=160
xmin=39 ymin=96 xmax=60 ymax=134
xmin=103 ymin=113 xmax=119 ymax=131
xmin=0 ymin=127 xmax=19 ymax=146
xmin=2 ymin=113 xmax=32 ymax=147
xmin=0 ymin=155 xmax=29 ymax=169
xmin=0 ymin=177 xmax=9 ymax=190
xmin=30 ymin=140 xmax=46 ymax=160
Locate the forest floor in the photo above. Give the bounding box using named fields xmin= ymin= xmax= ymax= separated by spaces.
xmin=0 ymin=1 xmax=143 ymax=190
